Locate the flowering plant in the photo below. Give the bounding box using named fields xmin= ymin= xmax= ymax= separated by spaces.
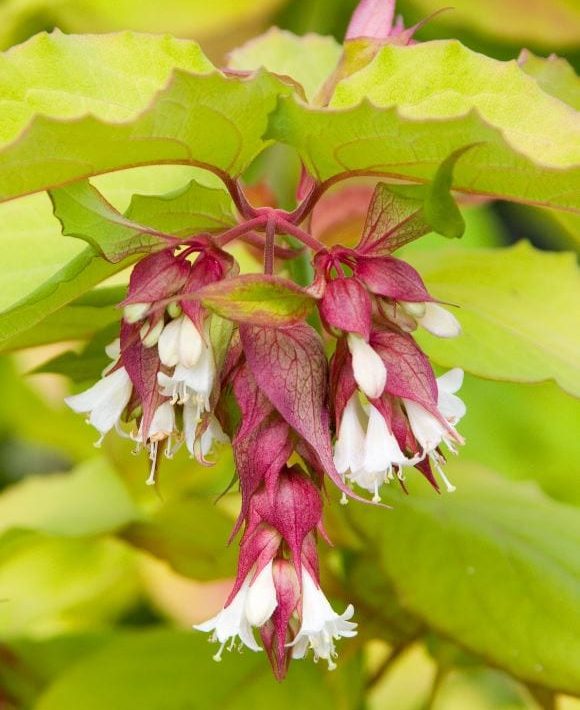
xmin=0 ymin=0 xmax=578 ymax=703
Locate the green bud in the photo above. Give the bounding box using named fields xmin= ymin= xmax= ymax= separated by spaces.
xmin=167 ymin=301 xmax=182 ymax=319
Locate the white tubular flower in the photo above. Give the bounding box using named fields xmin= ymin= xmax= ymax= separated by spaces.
xmin=290 ymin=569 xmax=357 ymax=671
xmin=194 ymin=564 xmax=278 ymax=661
xmin=333 ymin=394 xmax=366 ymax=476
xmin=403 ymin=368 xmax=466 ymax=492
xmin=414 ymin=302 xmax=461 ymax=338
xmin=436 ymin=368 xmax=466 ymax=425
xmin=65 ymin=366 xmax=132 ymax=446
xmin=244 ymin=562 xmax=278 ymax=627
xmin=157 ymin=315 xmax=203 ymax=368
xmin=347 ymin=333 xmax=387 ymax=399
xmin=350 ymin=404 xmax=416 ymax=502
xmin=157 ymin=333 xmax=215 ymax=406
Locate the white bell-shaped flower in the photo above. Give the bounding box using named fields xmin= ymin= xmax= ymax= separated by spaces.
xmin=346 ymin=333 xmax=387 ymax=399
xmin=333 ymin=394 xmax=366 ymax=476
xmin=157 ymin=315 xmax=203 ymax=368
xmin=65 ymin=366 xmax=132 ymax=445
xmin=349 ymin=404 xmax=416 ymax=502
xmin=157 ymin=331 xmax=215 ymax=406
xmin=195 ymin=563 xmax=278 ymax=661
xmin=290 ymin=569 xmax=357 ymax=670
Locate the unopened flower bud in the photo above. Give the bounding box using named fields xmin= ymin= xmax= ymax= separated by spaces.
xmin=139 ymin=319 xmax=164 ymax=348
xmin=167 ymin=301 xmax=182 ymax=319
xmin=347 ymin=333 xmax=387 ymax=399
xmin=123 ymin=302 xmax=150 ymax=323
xmin=416 ymin=303 xmax=461 ymax=338
xmin=401 ymin=300 xmax=427 ymax=319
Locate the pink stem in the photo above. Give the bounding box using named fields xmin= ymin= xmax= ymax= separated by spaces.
xmin=264 ymin=214 xmax=276 ymax=275
xmin=276 ymin=218 xmax=326 ymax=253
xmin=216 ymin=216 xmax=267 ymax=247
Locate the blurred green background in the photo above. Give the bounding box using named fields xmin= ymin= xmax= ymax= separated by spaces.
xmin=0 ymin=0 xmax=578 ymax=708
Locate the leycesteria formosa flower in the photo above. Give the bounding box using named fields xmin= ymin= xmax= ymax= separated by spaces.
xmin=63 ymin=0 xmax=470 ymax=681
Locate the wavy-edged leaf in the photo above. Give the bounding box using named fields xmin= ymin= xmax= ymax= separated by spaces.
xmin=199 ymin=274 xmax=315 ymax=326
xmin=268 ymin=41 xmax=580 ymax=212
xmin=49 ymin=181 xmax=172 ymax=262
xmin=408 ymin=241 xmax=580 ymax=396
xmin=518 ymin=50 xmax=580 ymax=111
xmin=0 ymin=31 xmax=295 ymax=201
xmin=348 ymin=462 xmax=580 ymax=694
xmin=228 ymin=28 xmax=342 ymax=102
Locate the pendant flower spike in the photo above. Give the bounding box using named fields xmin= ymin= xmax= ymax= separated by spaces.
xmin=64 ymin=0 xmax=468 ymax=680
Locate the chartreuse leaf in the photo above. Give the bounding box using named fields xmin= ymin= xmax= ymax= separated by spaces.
xmin=423 ymin=146 xmax=475 ymax=238
xmin=406 ymin=0 xmax=580 ymax=50
xmin=0 ymin=0 xmax=286 ymax=50
xmin=198 ymin=275 xmax=315 ymax=326
xmin=0 ymin=530 xmax=138 ymax=638
xmin=347 ymin=462 xmax=580 ymax=694
xmin=518 ymin=51 xmax=580 ymax=111
xmin=268 ymin=41 xmax=580 ymax=212
xmin=228 ymin=28 xmax=342 ymax=102
xmin=49 ymin=177 xmax=235 ymax=262
xmin=1 ymin=288 xmax=122 ymax=353
xmin=49 ymin=181 xmax=171 ymax=263
xmin=0 ymin=245 xmax=130 ymax=351
xmin=408 ymin=241 xmax=580 ymax=396
xmin=35 ymin=629 xmax=363 ymax=710
xmin=0 ymin=32 xmax=295 ymax=200
xmin=120 ymin=496 xmax=238 ymax=581
xmin=0 ymin=171 xmax=236 ymax=350
xmin=0 ymin=457 xmax=140 ymax=537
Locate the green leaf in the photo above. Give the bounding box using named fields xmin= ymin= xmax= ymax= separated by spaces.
xmin=35 ymin=629 xmax=363 ymax=710
xmin=517 ymin=50 xmax=580 ymax=111
xmin=0 ymin=246 xmax=130 ymax=350
xmin=0 ymin=171 xmax=234 ymax=351
xmin=0 ymin=32 xmax=295 ymax=200
xmin=0 ymin=457 xmax=140 ymax=537
xmin=423 ymin=146 xmax=475 ymax=239
xmin=49 ymin=181 xmax=170 ymax=263
xmin=347 ymin=462 xmax=580 ymax=694
xmin=228 ymin=28 xmax=342 ymax=102
xmin=120 ymin=496 xmax=238 ymax=581
xmin=407 ymin=241 xmax=580 ymax=396
xmin=0 ymin=0 xmax=286 ymax=50
xmin=0 ymin=531 xmax=138 ymax=638
xmin=198 ymin=274 xmax=315 ymax=326
xmin=268 ymin=41 xmax=580 ymax=212
xmin=459 ymin=375 xmax=580 ymax=506
xmin=125 ymin=178 xmax=235 ymax=236
xmin=406 ymin=0 xmax=580 ymax=50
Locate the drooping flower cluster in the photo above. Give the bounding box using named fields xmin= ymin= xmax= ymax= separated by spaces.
xmin=64 ymin=0 xmax=467 ymax=680
xmin=66 ymin=243 xmax=233 ymax=484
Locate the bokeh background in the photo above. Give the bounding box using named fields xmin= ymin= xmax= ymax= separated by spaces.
xmin=0 ymin=0 xmax=579 ymax=708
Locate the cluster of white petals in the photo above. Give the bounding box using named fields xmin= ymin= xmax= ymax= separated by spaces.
xmin=290 ymin=569 xmax=357 ymax=670
xmin=334 ymin=394 xmax=418 ymax=502
xmin=194 ymin=562 xmax=277 ymax=661
xmin=64 ymin=342 xmax=132 ymax=447
xmin=334 ymin=369 xmax=466 ymax=499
